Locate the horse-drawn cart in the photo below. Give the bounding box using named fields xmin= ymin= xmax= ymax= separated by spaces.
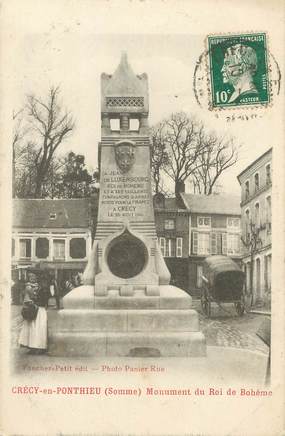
xmin=201 ymin=255 xmax=245 ymax=318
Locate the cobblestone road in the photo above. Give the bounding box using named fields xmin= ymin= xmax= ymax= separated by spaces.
xmin=192 ymin=300 xmax=269 ymax=354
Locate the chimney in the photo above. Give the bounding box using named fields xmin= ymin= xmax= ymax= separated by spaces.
xmin=175 ymin=181 xmax=185 ymax=196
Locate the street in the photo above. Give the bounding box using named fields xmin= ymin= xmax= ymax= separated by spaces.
xmin=191 ymin=299 xmax=269 ymax=355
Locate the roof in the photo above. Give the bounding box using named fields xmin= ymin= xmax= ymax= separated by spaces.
xmin=164 ymin=198 xmax=179 ymax=210
xmin=153 ymin=195 xmax=187 ymax=212
xmin=13 ymin=199 xmax=93 ymax=228
xmin=104 ymin=52 xmax=146 ymax=96
xmin=180 ymin=193 xmax=241 ymax=215
xmin=237 ymin=147 xmax=272 ymax=181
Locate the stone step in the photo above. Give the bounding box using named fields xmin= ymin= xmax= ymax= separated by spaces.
xmin=63 ymin=285 xmax=193 ymax=310
xmin=48 ymin=331 xmax=206 ymax=357
xmin=48 ymin=309 xmax=199 ymax=332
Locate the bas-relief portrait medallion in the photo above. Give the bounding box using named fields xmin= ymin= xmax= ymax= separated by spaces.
xmin=114 ymin=141 xmax=136 ymax=173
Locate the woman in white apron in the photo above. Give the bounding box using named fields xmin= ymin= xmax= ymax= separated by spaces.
xmin=19 ymin=271 xmax=49 ymax=354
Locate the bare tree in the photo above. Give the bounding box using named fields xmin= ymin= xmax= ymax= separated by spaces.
xmin=151 ymin=112 xmax=208 ymax=196
xmin=12 ymin=109 xmax=29 ymax=197
xmin=191 ymin=134 xmax=239 ymax=195
xmin=150 ymin=125 xmax=169 ymax=194
xmin=241 ymin=222 xmax=263 ymax=307
xmin=14 ymin=141 xmax=38 ymax=198
xmin=26 ymin=86 xmax=75 ymax=197
xmin=151 ymin=112 xmax=239 ymax=196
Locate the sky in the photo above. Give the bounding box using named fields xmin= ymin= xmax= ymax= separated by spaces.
xmin=7 ymin=7 xmax=282 ymax=196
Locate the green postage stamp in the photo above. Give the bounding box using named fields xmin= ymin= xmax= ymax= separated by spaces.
xmin=207 ymin=33 xmax=270 ymax=109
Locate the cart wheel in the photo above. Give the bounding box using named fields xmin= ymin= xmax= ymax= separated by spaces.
xmin=235 ymin=301 xmax=245 ymax=316
xmin=201 ymin=290 xmax=211 ymax=318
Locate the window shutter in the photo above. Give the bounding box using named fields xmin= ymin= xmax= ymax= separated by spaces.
xmin=206 ymin=233 xmax=210 ymax=255
xmin=166 ymin=239 xmax=172 ymax=257
xmin=211 ymin=233 xmax=217 ymax=254
xmin=236 ymin=235 xmax=241 ymax=254
xmin=159 ymin=237 xmax=166 ymax=257
xmin=192 ymin=232 xmax=198 ymax=255
xmin=217 ymin=233 xmax=222 ymax=254
xmin=222 ymin=233 xmax=227 ymax=255
xmin=176 ymin=237 xmax=183 ymax=257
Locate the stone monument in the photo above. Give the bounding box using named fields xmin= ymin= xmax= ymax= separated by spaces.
xmin=48 ymin=53 xmax=206 ymax=357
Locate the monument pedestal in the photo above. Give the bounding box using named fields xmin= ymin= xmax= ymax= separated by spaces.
xmin=48 ymin=286 xmax=206 ymax=357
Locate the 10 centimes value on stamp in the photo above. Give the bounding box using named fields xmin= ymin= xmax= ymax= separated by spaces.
xmin=208 ymin=33 xmax=270 ymax=109
xmin=193 ymin=32 xmax=281 ymax=112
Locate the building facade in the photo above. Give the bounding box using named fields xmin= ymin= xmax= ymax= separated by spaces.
xmin=154 ymin=192 xmax=242 ymax=296
xmin=181 ymin=193 xmax=242 ymax=295
xmin=12 ymin=199 xmax=94 ymax=290
xmin=154 ymin=194 xmax=189 ymax=291
xmin=12 ymin=192 xmax=242 ymax=298
xmin=237 ymin=148 xmax=272 ymax=304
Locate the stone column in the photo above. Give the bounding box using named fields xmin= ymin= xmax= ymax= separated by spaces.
xmin=101 ymin=113 xmax=110 ymax=135
xmin=49 ymin=237 xmax=53 ymax=261
xmin=15 ymin=237 xmax=20 ymax=260
xmin=140 ymin=113 xmax=149 ymax=134
xmin=31 ymin=237 xmax=36 ymax=260
xmin=65 ymin=237 xmax=70 ymax=261
xmin=120 ymin=114 xmax=129 ymax=131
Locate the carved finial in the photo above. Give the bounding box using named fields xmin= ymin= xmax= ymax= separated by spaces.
xmin=119 ymin=51 xmax=129 ymax=71
xmin=121 ymin=51 xmax=128 ymax=65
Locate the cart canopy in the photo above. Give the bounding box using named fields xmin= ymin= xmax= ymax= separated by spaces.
xmin=202 ymin=255 xmax=245 ymax=299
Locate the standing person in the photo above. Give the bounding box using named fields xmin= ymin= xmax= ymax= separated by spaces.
xmin=49 ymin=273 xmax=61 ymax=310
xmin=19 ymin=270 xmax=49 ymax=355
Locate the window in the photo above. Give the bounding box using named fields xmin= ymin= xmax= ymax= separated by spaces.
xmin=19 ymin=239 xmax=31 ymax=258
xmin=164 ymin=219 xmax=175 ymax=230
xmin=53 ymin=239 xmax=65 ymax=260
xmin=12 ymin=239 xmax=15 ymax=257
xmin=165 ymin=238 xmax=176 ymax=257
xmin=197 ymin=233 xmax=210 ymax=255
xmin=176 ymin=238 xmax=183 ymax=257
xmin=227 ymin=217 xmax=240 ymax=229
xmin=265 ymin=254 xmax=272 ymax=291
xmin=211 ymin=232 xmax=217 ymax=254
xmin=254 ymin=202 xmax=260 ymax=227
xmin=197 ymin=216 xmax=211 ymax=228
xmin=222 ymin=233 xmax=227 ymax=255
xmin=192 ymin=232 xmax=198 ymax=255
xmin=129 ymin=118 xmax=140 ymax=131
xmin=192 ymin=232 xmax=210 ymax=255
xmin=110 ymin=118 xmax=120 ymax=131
xmin=49 ymin=213 xmax=57 ymax=220
xmin=254 ymin=173 xmax=259 ymax=192
xmin=266 ymin=196 xmax=271 ymax=231
xmin=160 ymin=237 xmax=182 ymax=257
xmin=245 ymin=209 xmax=250 ymax=239
xmin=227 ymin=234 xmax=240 ymax=255
xmin=266 ymin=164 xmax=271 ymax=185
xmin=159 ymin=237 xmax=166 ymax=257
xmin=192 ymin=232 xmax=211 ymax=255
xmin=70 ymin=238 xmax=86 ymax=259
xmin=36 ymin=238 xmax=49 ymax=259
xmin=245 ymin=181 xmax=250 ymax=199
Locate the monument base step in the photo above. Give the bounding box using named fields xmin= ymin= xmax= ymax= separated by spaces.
xmin=48 ymin=285 xmax=206 ymax=357
xmin=62 ymin=285 xmax=193 ymax=310
xmin=48 ymin=309 xmax=199 ymax=332
xmin=48 ymin=331 xmax=206 ymax=357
